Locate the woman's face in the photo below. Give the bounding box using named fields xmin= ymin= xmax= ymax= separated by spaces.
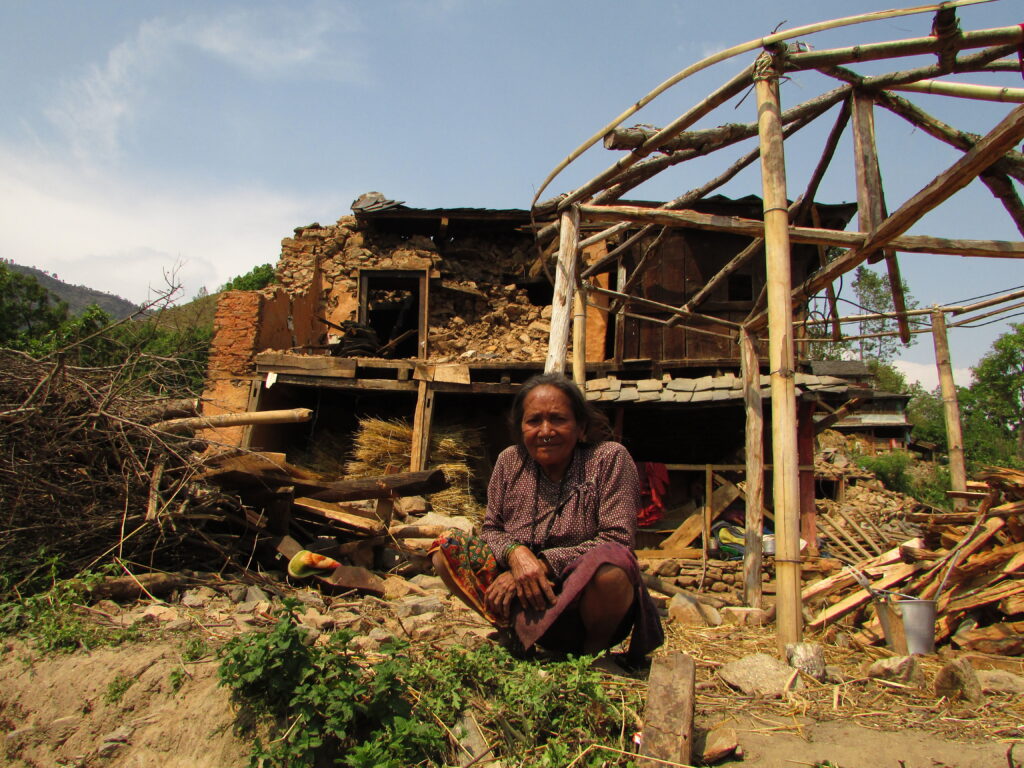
xmin=521 ymin=385 xmax=584 ymax=478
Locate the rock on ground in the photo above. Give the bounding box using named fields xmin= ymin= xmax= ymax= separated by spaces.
xmin=719 ymin=653 xmax=801 ymax=698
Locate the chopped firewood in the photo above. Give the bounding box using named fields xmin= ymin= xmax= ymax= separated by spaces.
xmin=952 ymin=620 xmax=1024 ymax=655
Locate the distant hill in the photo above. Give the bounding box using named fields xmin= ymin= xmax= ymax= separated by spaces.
xmin=4 ymin=263 xmax=139 ymax=319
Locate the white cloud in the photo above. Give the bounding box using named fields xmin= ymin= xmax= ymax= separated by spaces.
xmin=0 ymin=148 xmax=346 ymax=304
xmin=44 ymin=4 xmax=364 ymax=164
xmin=892 ymin=359 xmax=973 ymax=392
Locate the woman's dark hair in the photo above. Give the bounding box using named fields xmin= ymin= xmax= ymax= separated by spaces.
xmin=508 ymin=373 xmax=613 ymax=445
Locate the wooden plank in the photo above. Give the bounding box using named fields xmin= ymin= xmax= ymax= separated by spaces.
xmin=306 ymin=468 xmax=449 ymax=503
xmin=658 ymin=479 xmax=741 ymax=551
xmin=635 ymin=547 xmax=704 ymax=560
xmin=639 ymin=652 xmax=695 ymax=768
xmin=254 ymin=352 xmax=357 ymax=378
xmin=410 ymin=380 xmax=435 ymax=472
xmin=808 ymin=562 xmax=920 ymax=629
xmin=293 ymin=497 xmax=387 ymax=535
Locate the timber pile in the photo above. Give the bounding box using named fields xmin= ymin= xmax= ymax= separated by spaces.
xmin=199 ymin=451 xmax=451 ymax=588
xmin=803 ymin=466 xmax=1024 ymax=655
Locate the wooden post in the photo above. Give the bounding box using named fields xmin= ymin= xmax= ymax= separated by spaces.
xmin=755 ymin=50 xmax=803 ymax=650
xmin=639 ymin=652 xmax=696 ymax=767
xmin=741 ymin=329 xmax=764 ymax=609
xmin=545 ymin=206 xmax=580 ymax=374
xmin=410 ymin=380 xmax=435 ymax=472
xmin=850 ymin=91 xmax=912 ymax=342
xmin=798 ymin=399 xmax=818 ymax=556
xmin=614 ymin=256 xmax=627 ymax=365
xmin=703 ymin=464 xmax=714 ymax=559
xmin=572 ymin=286 xmax=587 ymax=387
xmin=931 ymin=307 xmax=968 ymax=510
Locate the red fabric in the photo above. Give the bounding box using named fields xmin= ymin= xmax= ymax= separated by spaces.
xmin=636 ymin=461 xmax=669 ymax=527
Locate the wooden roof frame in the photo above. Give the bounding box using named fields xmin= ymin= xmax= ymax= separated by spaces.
xmin=530 ymin=0 xmax=1024 ymax=651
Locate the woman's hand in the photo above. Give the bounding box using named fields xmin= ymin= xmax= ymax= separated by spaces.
xmin=506 ymin=546 xmax=557 ymax=612
xmin=484 ymin=570 xmax=518 ymax=622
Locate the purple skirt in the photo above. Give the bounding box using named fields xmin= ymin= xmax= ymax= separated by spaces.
xmin=431 ymin=530 xmax=662 ymax=662
xmin=516 ymin=541 xmax=664 ymax=663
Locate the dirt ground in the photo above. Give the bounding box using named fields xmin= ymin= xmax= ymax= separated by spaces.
xmin=0 ymin=580 xmax=1021 ymax=768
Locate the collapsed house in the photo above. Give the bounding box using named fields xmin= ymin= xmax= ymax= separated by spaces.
xmin=201 ymin=193 xmax=862 ymax=526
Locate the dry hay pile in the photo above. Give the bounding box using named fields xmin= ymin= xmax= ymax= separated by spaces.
xmin=0 ymin=349 xmax=246 ymax=591
xmin=345 ymin=417 xmax=486 ymax=519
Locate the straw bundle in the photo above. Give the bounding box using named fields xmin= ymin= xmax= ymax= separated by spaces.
xmin=344 ymin=417 xmax=486 ymax=520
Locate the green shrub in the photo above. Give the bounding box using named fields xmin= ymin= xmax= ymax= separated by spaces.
xmin=218 ymin=600 xmax=640 ymax=767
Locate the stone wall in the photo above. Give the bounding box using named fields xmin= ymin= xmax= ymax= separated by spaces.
xmin=272 ymin=216 xmax=557 ymax=362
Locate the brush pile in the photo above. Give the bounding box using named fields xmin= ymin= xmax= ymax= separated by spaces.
xmin=0 ymin=349 xmax=246 ymax=591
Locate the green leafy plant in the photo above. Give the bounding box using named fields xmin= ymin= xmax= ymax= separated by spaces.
xmin=168 ymin=666 xmax=188 ymax=693
xmin=218 ymin=600 xmax=640 ymax=767
xmin=104 ymin=673 xmax=134 ymax=705
xmin=0 ymin=558 xmax=141 ymax=653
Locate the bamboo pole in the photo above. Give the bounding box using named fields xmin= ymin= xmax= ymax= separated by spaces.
xmin=931 ymin=307 xmax=968 ymax=511
xmin=545 ymin=207 xmax=580 ymax=374
xmin=754 ymin=51 xmax=802 ymax=651
xmin=888 ymin=79 xmax=1024 ymax=103
xmin=156 ymin=407 xmax=312 ymax=434
xmin=572 ymin=287 xmax=586 ymax=387
xmin=577 ymin=204 xmax=1024 ymax=259
xmin=740 ymin=329 xmax=764 ymax=609
xmin=531 ymin=0 xmax=995 ymax=207
xmin=810 ymin=206 xmax=843 ymax=341
xmin=783 ymin=25 xmax=1023 ymax=71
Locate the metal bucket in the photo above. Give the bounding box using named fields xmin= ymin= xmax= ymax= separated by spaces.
xmin=896 ymin=599 xmax=937 ymax=655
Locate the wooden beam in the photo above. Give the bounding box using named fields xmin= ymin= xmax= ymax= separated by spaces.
xmin=876 ymin=90 xmax=1024 ymax=186
xmin=741 ymin=329 xmax=764 ymax=609
xmin=545 ymin=207 xmax=580 ymax=374
xmin=409 ymin=379 xmax=435 ymax=472
xmin=850 ymin=91 xmax=912 ymax=342
xmin=577 ymin=204 xmax=1024 ymax=259
xmin=755 ymin=51 xmax=802 ymax=651
xmin=931 ymin=308 xmax=968 ymax=510
xmin=293 ymin=497 xmax=387 ymax=536
xmin=639 ymin=652 xmax=696 ymax=768
xmin=158 ymin=407 xmax=313 ymax=434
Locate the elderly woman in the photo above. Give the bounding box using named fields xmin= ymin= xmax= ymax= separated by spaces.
xmin=430 ymin=373 xmax=663 ymax=664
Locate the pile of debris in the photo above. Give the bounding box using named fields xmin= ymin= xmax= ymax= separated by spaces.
xmin=803 ymin=466 xmax=1024 ymax=655
xmin=273 ymin=216 xmax=555 ymax=362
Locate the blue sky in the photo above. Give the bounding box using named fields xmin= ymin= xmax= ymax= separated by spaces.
xmin=1 ymin=0 xmax=1021 ymax=388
